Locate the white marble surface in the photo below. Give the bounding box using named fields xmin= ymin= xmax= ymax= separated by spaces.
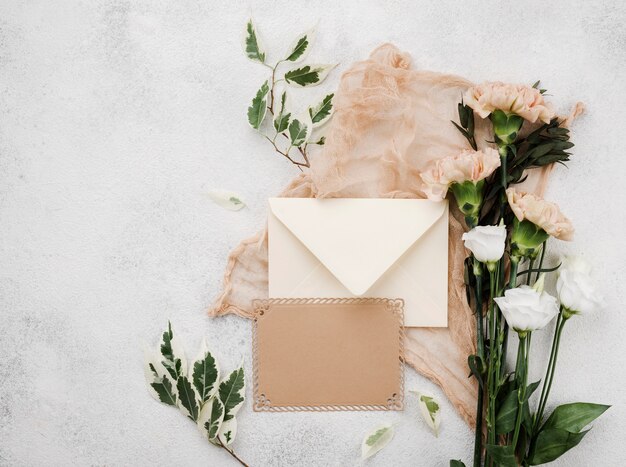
xmin=1 ymin=1 xmax=625 ymax=466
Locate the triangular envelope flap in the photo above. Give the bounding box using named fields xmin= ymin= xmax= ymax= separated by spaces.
xmin=269 ymin=198 xmax=447 ymax=295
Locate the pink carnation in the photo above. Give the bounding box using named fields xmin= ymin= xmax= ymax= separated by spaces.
xmin=506 ymin=188 xmax=574 ymax=240
xmin=464 ymin=82 xmax=555 ymax=124
xmin=421 ymin=148 xmax=501 ymax=200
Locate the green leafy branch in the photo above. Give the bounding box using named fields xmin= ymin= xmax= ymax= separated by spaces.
xmin=245 ymin=19 xmax=335 ymax=170
xmin=144 ymin=322 xmax=248 ymax=466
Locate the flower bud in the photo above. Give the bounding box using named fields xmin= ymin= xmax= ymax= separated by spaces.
xmin=490 ymin=109 xmax=524 ymax=146
xmin=510 ymin=218 xmax=549 ymax=260
xmin=450 ymin=180 xmax=485 ymax=228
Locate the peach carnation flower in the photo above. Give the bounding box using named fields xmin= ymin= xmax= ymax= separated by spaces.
xmin=464 ymin=82 xmax=555 ymax=124
xmin=506 ymin=188 xmax=574 ymax=240
xmin=421 ymin=148 xmax=501 ymax=200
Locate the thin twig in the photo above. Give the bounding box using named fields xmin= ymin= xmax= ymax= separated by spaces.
xmin=216 ymin=439 xmax=250 ymax=467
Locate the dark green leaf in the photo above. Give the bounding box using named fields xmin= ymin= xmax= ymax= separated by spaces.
xmin=247 ymin=81 xmax=269 ymax=130
xmin=309 ymin=93 xmax=334 ymax=125
xmin=193 ymin=349 xmax=219 ymax=403
xmin=199 ymin=396 xmax=225 ymax=440
xmin=496 ymin=381 xmax=540 ymax=434
xmin=160 ymin=322 xmax=183 ymax=381
xmin=148 ymin=363 xmax=177 ymax=406
xmin=529 ymin=428 xmax=589 ymax=465
xmin=273 ymin=91 xmax=291 ymax=133
xmin=496 ymin=390 xmax=518 ymax=434
xmin=284 ymin=64 xmax=334 ymax=87
xmin=219 ymin=366 xmax=245 ymax=422
xmin=285 ymin=33 xmax=310 ymax=62
xmin=542 ymin=402 xmax=610 ymax=433
xmin=176 ymin=376 xmax=200 ymax=421
xmin=450 ymin=460 xmax=466 ymax=467
xmin=244 ymin=20 xmax=265 ymax=63
xmin=288 ymin=118 xmax=309 ymax=146
xmin=485 ymin=444 xmax=517 ymax=467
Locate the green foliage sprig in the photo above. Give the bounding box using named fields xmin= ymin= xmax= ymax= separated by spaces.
xmin=144 ymin=323 xmax=248 ymax=466
xmin=245 ymin=19 xmax=335 ymax=170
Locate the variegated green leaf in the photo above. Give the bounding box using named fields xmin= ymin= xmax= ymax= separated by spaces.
xmin=288 ymin=116 xmax=311 ymax=147
xmin=218 ymin=366 xmax=245 ymax=422
xmin=247 ymin=80 xmax=269 ymax=130
xmin=144 ymin=351 xmax=177 ymax=406
xmin=361 ymin=423 xmax=394 ymax=460
xmin=207 ymin=190 xmax=246 ymax=211
xmin=218 ymin=417 xmax=238 ymax=446
xmin=273 ymin=91 xmax=291 ymax=133
xmin=308 ymin=93 xmax=334 ymax=126
xmin=284 ymin=29 xmax=314 ymax=63
xmin=160 ymin=322 xmax=186 ymax=381
xmin=412 ymin=391 xmax=441 ymax=437
xmin=198 ymin=396 xmax=225 ymax=441
xmin=192 ymin=340 xmax=220 ymax=403
xmin=284 ymin=64 xmax=335 ymax=87
xmin=177 ymin=375 xmax=200 ymax=422
xmin=244 ymin=19 xmax=265 ymax=63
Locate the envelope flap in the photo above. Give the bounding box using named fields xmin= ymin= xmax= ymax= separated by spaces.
xmin=269 ymin=198 xmax=448 ymax=295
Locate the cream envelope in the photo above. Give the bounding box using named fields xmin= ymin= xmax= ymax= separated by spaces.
xmin=268 ymin=198 xmax=449 ymax=327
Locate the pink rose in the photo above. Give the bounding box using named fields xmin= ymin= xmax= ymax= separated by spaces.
xmin=421 ymin=148 xmax=501 ymax=200
xmin=506 ymin=188 xmax=574 ymax=240
xmin=463 ymin=82 xmax=555 ymax=124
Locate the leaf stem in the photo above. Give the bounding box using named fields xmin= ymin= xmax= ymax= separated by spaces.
xmin=263 ymin=135 xmax=308 ymax=170
xmin=216 ymin=439 xmax=250 ymax=467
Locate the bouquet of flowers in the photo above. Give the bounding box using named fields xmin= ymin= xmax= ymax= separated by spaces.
xmin=421 ymin=82 xmax=609 ymax=466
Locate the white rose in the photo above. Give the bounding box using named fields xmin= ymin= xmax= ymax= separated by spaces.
xmin=556 ymin=255 xmax=604 ymax=315
xmin=462 ymin=225 xmax=506 ymax=263
xmin=494 ymin=276 xmax=559 ymax=333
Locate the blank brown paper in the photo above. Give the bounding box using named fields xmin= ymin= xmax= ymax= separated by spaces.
xmin=252 ymin=298 xmax=404 ymax=411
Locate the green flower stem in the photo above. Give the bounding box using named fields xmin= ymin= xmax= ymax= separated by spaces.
xmin=534 ymin=241 xmax=547 ymax=283
xmin=474 ymin=259 xmax=485 ymax=361
xmin=533 ymin=311 xmax=567 ymax=433
xmin=526 ymin=258 xmax=535 ymax=286
xmin=472 ymin=258 xmax=485 ymax=467
xmin=498 ymin=148 xmax=509 ymax=221
xmin=485 ymin=267 xmax=499 ymax=464
xmin=512 ymin=333 xmax=530 ymax=448
xmin=509 ymin=256 xmax=520 ymax=290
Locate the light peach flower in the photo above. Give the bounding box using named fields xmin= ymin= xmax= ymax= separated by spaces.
xmin=463 ymin=82 xmax=555 ymax=124
xmin=421 ymin=148 xmax=501 ymax=200
xmin=506 ymin=188 xmax=574 ymax=240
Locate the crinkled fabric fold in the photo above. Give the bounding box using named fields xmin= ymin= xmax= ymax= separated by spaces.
xmin=209 ymin=44 xmax=583 ymax=427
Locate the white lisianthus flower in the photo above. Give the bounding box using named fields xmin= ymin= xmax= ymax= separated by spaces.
xmin=462 ymin=224 xmax=507 ymax=264
xmin=557 ymin=256 xmax=605 ymax=316
xmin=494 ymin=275 xmax=559 ymax=334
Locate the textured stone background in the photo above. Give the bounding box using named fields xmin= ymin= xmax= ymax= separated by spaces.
xmin=1 ymin=1 xmax=625 ymax=465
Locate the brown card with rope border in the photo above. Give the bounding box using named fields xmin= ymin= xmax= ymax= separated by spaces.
xmin=252 ymin=298 xmax=405 ymax=411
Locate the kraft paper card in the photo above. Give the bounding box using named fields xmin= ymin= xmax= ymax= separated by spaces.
xmin=252 ymin=298 xmax=404 ymax=411
xmin=268 ymin=198 xmax=449 ymax=327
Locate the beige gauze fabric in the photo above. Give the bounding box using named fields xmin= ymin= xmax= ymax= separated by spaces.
xmin=209 ymin=44 xmax=584 ymax=427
